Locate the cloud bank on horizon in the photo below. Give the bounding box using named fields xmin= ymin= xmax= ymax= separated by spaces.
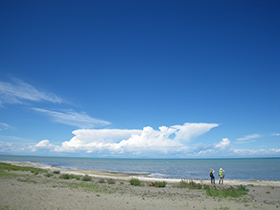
xmin=35 ymin=123 xmax=218 ymax=155
xmin=0 ymin=121 xmax=279 ymax=158
xmin=0 ymin=78 xmax=280 ymax=158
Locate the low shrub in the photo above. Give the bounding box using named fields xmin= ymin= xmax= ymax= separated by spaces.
xmin=155 ymin=181 xmax=166 ymax=188
xmin=98 ymin=178 xmax=105 ymax=183
xmin=176 ymin=180 xmax=188 ymax=188
xmin=175 ymin=180 xmax=202 ymax=189
xmin=82 ymin=175 xmax=92 ymax=181
xmin=53 ymin=170 xmax=60 ymax=174
xmin=59 ymin=174 xmax=71 ymax=179
xmin=206 ymin=185 xmax=249 ymax=198
xmin=129 ymin=178 xmax=143 ymax=186
xmin=107 ymin=178 xmax=116 ymax=184
xmin=237 ymin=185 xmax=249 ymax=193
xmin=45 ymin=173 xmax=54 ymax=177
xmin=187 ymin=181 xmax=202 ymax=189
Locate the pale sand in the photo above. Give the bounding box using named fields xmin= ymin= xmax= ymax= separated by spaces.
xmin=0 ymin=161 xmax=279 ymax=210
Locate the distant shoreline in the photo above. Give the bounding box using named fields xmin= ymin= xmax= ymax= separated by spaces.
xmin=1 ymin=154 xmax=280 ymax=160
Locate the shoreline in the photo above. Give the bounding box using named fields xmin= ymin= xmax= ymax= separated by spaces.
xmin=1 ymin=160 xmax=280 ymax=209
xmin=2 ymin=160 xmax=280 ymax=187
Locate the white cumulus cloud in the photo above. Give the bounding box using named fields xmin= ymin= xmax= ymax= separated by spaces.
xmin=35 ymin=139 xmax=54 ymax=148
xmin=49 ymin=123 xmax=218 ymax=155
xmin=172 ymin=123 xmax=218 ymax=142
xmin=215 ymin=138 xmax=230 ymax=149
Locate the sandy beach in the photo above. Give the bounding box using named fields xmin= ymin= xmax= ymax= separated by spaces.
xmin=0 ymin=161 xmax=279 ymax=210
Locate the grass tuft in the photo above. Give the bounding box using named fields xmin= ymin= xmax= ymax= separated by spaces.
xmin=155 ymin=181 xmax=166 ymax=188
xmin=129 ymin=178 xmax=143 ymax=186
xmin=206 ymin=185 xmax=249 ymax=198
xmin=0 ymin=163 xmax=48 ymax=174
xmin=44 ymin=173 xmax=54 ymax=177
xmin=150 ymin=181 xmax=166 ymax=188
xmin=69 ymin=182 xmax=118 ymax=194
xmin=59 ymin=174 xmax=71 ymax=179
xmin=107 ymin=178 xmax=116 ymax=184
xmin=59 ymin=173 xmax=81 ymax=180
xmin=175 ymin=180 xmax=202 ymax=189
xmin=82 ymin=175 xmax=92 ymax=181
xmin=98 ymin=178 xmax=105 ymax=183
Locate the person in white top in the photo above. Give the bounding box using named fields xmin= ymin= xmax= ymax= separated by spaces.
xmin=219 ymin=168 xmax=225 ymax=184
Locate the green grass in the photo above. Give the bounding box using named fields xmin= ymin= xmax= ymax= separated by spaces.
xmin=44 ymin=173 xmax=54 ymax=177
xmin=107 ymin=178 xmax=116 ymax=184
xmin=176 ymin=180 xmax=188 ymax=188
xmin=175 ymin=180 xmax=202 ymax=189
xmin=53 ymin=170 xmax=60 ymax=174
xmin=98 ymin=178 xmax=105 ymax=183
xmin=219 ymin=207 xmax=230 ymax=210
xmin=17 ymin=178 xmax=38 ymax=184
xmin=129 ymin=178 xmax=143 ymax=186
xmin=206 ymin=185 xmax=249 ymax=198
xmin=149 ymin=181 xmax=166 ymax=187
xmin=59 ymin=174 xmax=81 ymax=180
xmin=0 ymin=169 xmax=22 ymax=177
xmin=0 ymin=163 xmax=48 ymax=174
xmin=82 ymin=175 xmax=92 ymax=181
xmin=155 ymin=181 xmax=166 ymax=188
xmin=59 ymin=174 xmax=71 ymax=179
xmin=69 ymin=182 xmax=118 ymax=194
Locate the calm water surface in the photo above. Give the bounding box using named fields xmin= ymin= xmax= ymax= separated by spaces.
xmin=0 ymin=155 xmax=279 ymax=181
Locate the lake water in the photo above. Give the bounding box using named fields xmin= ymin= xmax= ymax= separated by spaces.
xmin=0 ymin=155 xmax=279 ymax=181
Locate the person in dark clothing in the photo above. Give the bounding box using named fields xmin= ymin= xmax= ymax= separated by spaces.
xmin=209 ymin=168 xmax=215 ymax=184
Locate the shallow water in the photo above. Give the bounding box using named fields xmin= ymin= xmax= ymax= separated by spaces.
xmin=0 ymin=155 xmax=279 ymax=181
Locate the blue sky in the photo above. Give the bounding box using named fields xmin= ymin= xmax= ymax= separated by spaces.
xmin=0 ymin=0 xmax=279 ymax=158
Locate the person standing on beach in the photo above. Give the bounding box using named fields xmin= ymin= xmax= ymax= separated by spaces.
xmin=219 ymin=168 xmax=225 ymax=184
xmin=209 ymin=168 xmax=215 ymax=184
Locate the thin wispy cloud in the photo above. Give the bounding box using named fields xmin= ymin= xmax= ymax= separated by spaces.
xmin=0 ymin=78 xmax=62 ymax=105
xmin=0 ymin=123 xmax=10 ymax=131
xmin=32 ymin=108 xmax=111 ymax=129
xmin=272 ymin=133 xmax=280 ymax=137
xmin=237 ymin=134 xmax=260 ymax=141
